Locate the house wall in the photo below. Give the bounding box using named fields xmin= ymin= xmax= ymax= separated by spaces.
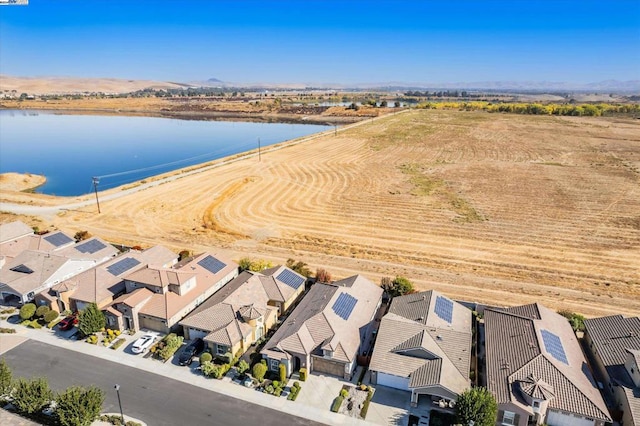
xmin=624 ymin=353 xmax=640 ymax=387
xmin=282 ymin=285 xmax=305 ymax=312
xmin=497 ymin=402 xmax=531 ymax=426
xmin=583 ymin=332 xmax=614 ymax=399
xmin=613 ymin=386 xmax=637 ymax=426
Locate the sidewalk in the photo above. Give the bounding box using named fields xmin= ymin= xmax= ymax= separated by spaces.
xmin=0 ymin=315 xmax=384 ymax=426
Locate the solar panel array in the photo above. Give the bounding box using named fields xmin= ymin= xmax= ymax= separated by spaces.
xmin=76 ymin=239 xmax=107 ymax=254
xmin=434 ymin=296 xmax=454 ymax=324
xmin=541 ymin=329 xmax=569 ymax=364
xmin=106 ymin=257 xmax=141 ymax=276
xmin=197 ymin=255 xmax=226 ymax=274
xmin=332 ymin=292 xmax=358 ymax=320
xmin=44 ymin=232 xmax=73 ymax=247
xmin=276 ymin=269 xmax=305 ymax=290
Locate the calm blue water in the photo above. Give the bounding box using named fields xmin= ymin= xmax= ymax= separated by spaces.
xmin=0 ymin=110 xmax=328 ymax=196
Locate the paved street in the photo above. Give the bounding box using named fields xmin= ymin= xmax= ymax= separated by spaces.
xmin=3 ymin=340 xmax=321 ymax=426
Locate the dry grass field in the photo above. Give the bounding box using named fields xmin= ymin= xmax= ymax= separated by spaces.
xmin=1 ymin=110 xmax=638 ymax=317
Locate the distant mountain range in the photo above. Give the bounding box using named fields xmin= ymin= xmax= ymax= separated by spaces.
xmin=2 ymin=75 xmax=639 ymax=95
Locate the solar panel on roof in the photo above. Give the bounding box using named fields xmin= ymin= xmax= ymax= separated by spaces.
xmin=434 ymin=295 xmax=454 ymax=324
xmin=276 ymin=269 xmax=305 ymax=290
xmin=197 ymin=255 xmax=226 ymax=274
xmin=76 ymin=239 xmax=107 ymax=254
xmin=106 ymin=257 xmax=141 ymax=276
xmin=44 ymin=232 xmax=74 ymax=247
xmin=332 ymin=293 xmax=358 ymax=320
xmin=541 ymin=329 xmax=569 ymax=364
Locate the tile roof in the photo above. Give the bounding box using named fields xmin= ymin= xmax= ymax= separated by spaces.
xmin=0 ymin=250 xmax=70 ymax=295
xmin=56 ymin=237 xmax=119 ymax=261
xmin=485 ymin=303 xmax=611 ymax=422
xmin=125 ymin=267 xmax=195 ymax=288
xmin=583 ymin=315 xmax=640 ymax=368
xmin=622 ymin=386 xmax=640 ymax=426
xmin=262 ymin=275 xmax=383 ymax=365
xmin=114 ymin=287 xmax=154 ymax=308
xmin=370 ymin=290 xmax=472 ymax=394
xmin=0 ymin=220 xmax=33 ymax=244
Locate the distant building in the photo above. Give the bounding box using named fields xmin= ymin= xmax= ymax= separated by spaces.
xmin=484 ymin=303 xmax=611 ymax=426
xmin=369 ymin=290 xmax=472 ymax=407
xmin=583 ymin=315 xmax=640 ymax=426
xmin=261 ymin=275 xmax=383 ymax=380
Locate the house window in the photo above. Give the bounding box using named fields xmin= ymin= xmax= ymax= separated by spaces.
xmin=533 ymin=401 xmax=539 ymax=408
xmin=270 ymin=359 xmax=279 ymax=371
xmin=216 ymin=345 xmax=227 ymax=355
xmin=502 ymin=411 xmax=516 ymax=425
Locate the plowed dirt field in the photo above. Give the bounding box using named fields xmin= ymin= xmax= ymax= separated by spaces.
xmin=2 ymin=110 xmax=639 ymax=316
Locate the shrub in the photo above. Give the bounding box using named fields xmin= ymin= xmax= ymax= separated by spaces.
xmin=19 ymin=303 xmax=36 ymax=320
xmin=331 ymin=396 xmax=344 ymax=412
xmin=381 ymin=276 xmax=414 ymax=298
xmin=56 ymin=385 xmax=104 ymax=426
xmin=35 ymin=305 xmax=50 ymax=318
xmin=86 ymin=334 xmax=98 ymax=344
xmin=78 ymin=303 xmax=106 ymax=336
xmin=274 ymin=387 xmax=282 ymax=397
xmin=27 ymin=320 xmax=42 ymax=329
xmin=0 ymin=308 xmax=16 ymax=314
xmin=299 ymin=368 xmax=307 ymax=381
xmin=252 ymin=362 xmax=267 ymax=382
xmin=237 ymin=359 xmax=249 ymax=375
xmin=315 ymin=268 xmax=332 ymax=283
xmin=44 ymin=310 xmax=59 ymax=324
xmin=12 ymin=377 xmax=53 ymax=414
xmin=200 ymin=352 xmax=212 ymax=364
xmin=0 ymin=358 xmax=12 ymax=397
xmin=74 ymin=230 xmax=91 ymax=241
xmin=360 ymin=388 xmax=374 ymax=419
xmin=293 ymin=381 xmax=300 ymax=389
xmin=265 ymin=385 xmax=274 ymax=394
xmin=0 ymin=327 xmax=16 ymax=333
xmin=285 ymin=258 xmax=312 ymax=277
xmin=340 ymin=389 xmax=349 ymax=398
xmin=279 ymin=362 xmax=287 ymax=383
xmin=110 ymin=338 xmax=126 ymax=350
xmin=287 ymin=383 xmax=301 ymax=401
xmin=156 ymin=333 xmax=183 ymax=361
xmin=215 ymin=351 xmax=232 ymax=364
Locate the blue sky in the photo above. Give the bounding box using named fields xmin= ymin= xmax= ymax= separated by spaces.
xmin=1 ymin=0 xmax=638 ymax=84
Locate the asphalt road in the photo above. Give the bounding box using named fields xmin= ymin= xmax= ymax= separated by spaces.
xmin=3 ymin=340 xmax=320 ymax=426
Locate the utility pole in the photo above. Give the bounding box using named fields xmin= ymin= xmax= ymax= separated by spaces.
xmin=258 ymin=137 xmax=261 ymax=162
xmin=92 ymin=177 xmax=101 ymax=214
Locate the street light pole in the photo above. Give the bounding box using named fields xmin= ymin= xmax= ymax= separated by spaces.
xmin=114 ymin=384 xmax=124 ymax=424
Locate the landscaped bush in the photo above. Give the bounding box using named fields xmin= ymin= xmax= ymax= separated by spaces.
xmin=299 ymin=367 xmax=307 ymax=381
xmin=252 ymin=362 xmax=267 ymax=382
xmin=35 ymin=305 xmax=50 ymax=318
xmin=360 ymin=387 xmax=375 ymax=419
xmin=0 ymin=327 xmax=16 ymax=333
xmin=331 ymin=396 xmax=344 ymax=412
xmin=201 ymin=361 xmax=230 ymax=379
xmin=287 ymin=382 xmax=301 ymax=401
xmin=19 ymin=303 xmax=36 ymax=320
xmin=236 ymin=359 xmax=249 ymax=375
xmin=340 ymin=389 xmax=349 ymax=398
xmin=110 ymin=338 xmax=126 ymax=350
xmin=86 ymin=334 xmax=98 ymax=344
xmin=155 ymin=333 xmax=184 ymax=361
xmin=200 ymin=352 xmax=212 ymax=364
xmin=265 ymin=385 xmax=274 ymax=394
xmin=25 ymin=320 xmax=42 ymax=329
xmin=274 ymin=387 xmax=282 ymax=397
xmin=44 ymin=310 xmax=59 ymax=324
xmin=0 ymin=308 xmax=16 ymax=314
xmin=279 ymin=362 xmax=286 ymax=382
xmin=216 ymin=351 xmax=233 ymax=364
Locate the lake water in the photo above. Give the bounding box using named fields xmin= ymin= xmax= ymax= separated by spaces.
xmin=0 ymin=110 xmax=328 ymax=196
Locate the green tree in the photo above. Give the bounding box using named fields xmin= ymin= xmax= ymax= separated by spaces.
xmin=35 ymin=305 xmax=50 ymax=319
xmin=19 ymin=303 xmax=36 ymax=320
xmin=74 ymin=230 xmax=91 ymax=241
xmin=558 ymin=310 xmax=586 ymax=332
xmin=238 ymin=257 xmax=274 ymax=272
xmin=55 ymin=385 xmax=104 ymax=426
xmin=252 ymin=362 xmax=267 ymax=382
xmin=237 ymin=359 xmax=250 ymax=375
xmin=381 ymin=276 xmax=414 ymax=298
xmin=78 ymin=303 xmax=106 ymax=336
xmin=455 ymin=387 xmax=498 ymax=426
xmin=12 ymin=377 xmax=53 ymax=414
xmin=286 ymin=259 xmax=312 ymax=277
xmin=0 ymin=358 xmax=12 ymax=399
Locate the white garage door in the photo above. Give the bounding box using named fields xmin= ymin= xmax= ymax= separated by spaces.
xmin=377 ymin=372 xmax=410 ymax=391
xmin=546 ymin=410 xmax=593 ymax=426
xmin=187 ymin=328 xmax=208 ymax=340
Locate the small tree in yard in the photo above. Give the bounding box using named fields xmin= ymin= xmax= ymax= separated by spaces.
xmin=74 ymin=230 xmax=91 ymax=241
xmin=558 ymin=310 xmax=586 ymax=332
xmin=19 ymin=303 xmax=36 ymax=320
xmin=286 ymin=259 xmax=312 ymax=277
xmin=35 ymin=305 xmax=50 ymax=319
xmin=12 ymin=377 xmax=53 ymax=414
xmin=252 ymin=362 xmax=267 ymax=383
xmin=78 ymin=303 xmax=106 ymax=336
xmin=237 ymin=359 xmax=250 ymax=375
xmin=0 ymin=358 xmax=12 ymax=399
xmin=56 ymin=385 xmax=104 ymax=426
xmin=44 ymin=310 xmax=59 ymax=324
xmin=455 ymin=387 xmax=498 ymax=426
xmin=381 ymin=276 xmax=414 ymax=298
xmin=315 ymin=268 xmax=332 ymax=283
xmin=279 ymin=363 xmax=287 ymax=383
xmin=239 ymin=257 xmax=274 ymax=272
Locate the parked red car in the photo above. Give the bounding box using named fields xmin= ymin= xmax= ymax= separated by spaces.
xmin=58 ymin=314 xmax=78 ymax=331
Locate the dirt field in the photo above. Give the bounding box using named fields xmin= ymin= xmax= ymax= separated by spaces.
xmin=1 ymin=110 xmax=639 ymax=317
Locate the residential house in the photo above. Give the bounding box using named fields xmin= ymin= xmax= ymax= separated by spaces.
xmin=369 ymin=290 xmax=472 ymax=407
xmin=0 ymin=236 xmax=118 ymax=304
xmin=485 ymin=303 xmax=611 ymax=426
xmin=583 ymin=315 xmax=640 ymax=426
xmin=261 ymin=275 xmax=383 ymax=380
xmin=1 ymin=222 xmax=76 ymax=262
xmin=109 ymin=252 xmax=239 ymax=333
xmin=180 ymin=265 xmax=305 ymax=359
xmin=43 ymin=245 xmax=177 ymax=314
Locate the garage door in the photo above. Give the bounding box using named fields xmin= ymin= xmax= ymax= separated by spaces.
xmin=377 ymin=372 xmax=410 ymax=391
xmin=187 ymin=328 xmax=208 ymax=340
xmin=546 ymin=410 xmax=593 ymax=426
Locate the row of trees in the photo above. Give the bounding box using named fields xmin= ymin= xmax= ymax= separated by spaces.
xmin=238 ymin=257 xmax=333 ymax=283
xmin=0 ymin=359 xmax=103 ymax=426
xmin=416 ymin=100 xmax=640 ymax=116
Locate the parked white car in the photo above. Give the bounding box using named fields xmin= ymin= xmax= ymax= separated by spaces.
xmin=132 ymin=334 xmax=155 ymax=354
